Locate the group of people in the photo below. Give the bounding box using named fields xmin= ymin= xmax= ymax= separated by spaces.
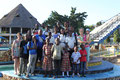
xmin=11 ymin=22 xmax=91 ymax=78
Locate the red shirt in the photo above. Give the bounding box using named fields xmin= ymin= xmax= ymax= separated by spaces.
xmin=79 ymin=49 xmax=87 ymax=62
xmin=34 ymin=32 xmax=38 ymax=35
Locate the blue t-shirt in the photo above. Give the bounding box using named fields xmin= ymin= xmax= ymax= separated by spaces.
xmin=35 ymin=34 xmax=46 ymax=48
xmin=52 ymin=33 xmax=60 ymax=39
xmin=23 ymin=44 xmax=27 ymax=54
xmin=27 ymin=41 xmax=37 ymax=55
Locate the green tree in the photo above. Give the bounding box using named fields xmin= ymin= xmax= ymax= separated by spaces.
xmin=96 ymin=21 xmax=102 ymax=27
xmin=69 ymin=7 xmax=87 ymax=32
xmin=113 ymin=29 xmax=120 ymax=43
xmin=104 ymin=36 xmax=110 ymax=43
xmin=84 ymin=25 xmax=95 ymax=31
xmin=43 ymin=7 xmax=88 ymax=32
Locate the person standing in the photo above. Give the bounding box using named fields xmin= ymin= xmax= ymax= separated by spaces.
xmin=26 ymin=30 xmax=32 ymax=41
xmin=18 ymin=34 xmax=28 ymax=76
xmin=80 ymin=44 xmax=87 ymax=77
xmin=42 ymin=38 xmax=52 ymax=77
xmin=64 ymin=22 xmax=69 ymax=37
xmin=56 ymin=22 xmax=63 ymax=33
xmin=26 ymin=36 xmax=37 ymax=77
xmin=77 ymin=28 xmax=87 ymax=50
xmin=71 ymin=46 xmax=81 ymax=77
xmin=47 ymin=32 xmax=55 ymax=45
xmin=85 ymin=28 xmax=91 ymax=69
xmin=11 ymin=32 xmax=22 ymax=75
xmin=43 ymin=26 xmax=50 ymax=37
xmin=52 ymin=26 xmax=60 ymax=39
xmin=51 ymin=38 xmax=63 ymax=78
xmin=35 ymin=29 xmax=46 ymax=65
xmin=69 ymin=26 xmax=78 ymax=46
xmin=59 ymin=29 xmax=66 ymax=48
xmin=66 ymin=31 xmax=76 ymax=60
xmin=61 ymin=46 xmax=71 ymax=77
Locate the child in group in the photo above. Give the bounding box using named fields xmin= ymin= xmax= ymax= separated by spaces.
xmin=51 ymin=38 xmax=63 ymax=78
xmin=42 ymin=38 xmax=52 ymax=77
xmin=61 ymin=45 xmax=71 ymax=77
xmin=18 ymin=34 xmax=28 ymax=76
xmin=26 ymin=36 xmax=37 ymax=77
xmin=59 ymin=28 xmax=66 ymax=48
xmin=47 ymin=32 xmax=55 ymax=45
xmin=71 ymin=46 xmax=81 ymax=77
xmin=52 ymin=26 xmax=60 ymax=39
xmin=80 ymin=44 xmax=87 ymax=77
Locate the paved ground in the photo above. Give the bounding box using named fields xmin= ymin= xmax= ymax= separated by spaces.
xmin=1 ymin=65 xmax=120 ymax=80
xmin=0 ymin=57 xmax=120 ymax=80
xmin=106 ymin=57 xmax=120 ymax=65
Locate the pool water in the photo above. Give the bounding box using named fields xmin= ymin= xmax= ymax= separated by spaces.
xmin=0 ymin=64 xmax=13 ymax=71
xmin=0 ymin=47 xmax=10 ymax=51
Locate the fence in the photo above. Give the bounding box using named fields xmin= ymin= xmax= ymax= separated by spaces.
xmin=91 ymin=44 xmax=120 ymax=57
xmin=0 ymin=42 xmax=11 ymax=51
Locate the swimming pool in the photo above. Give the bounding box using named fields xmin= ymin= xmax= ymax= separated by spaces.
xmin=0 ymin=64 xmax=13 ymax=77
xmin=0 ymin=64 xmax=13 ymax=71
xmin=0 ymin=47 xmax=10 ymax=51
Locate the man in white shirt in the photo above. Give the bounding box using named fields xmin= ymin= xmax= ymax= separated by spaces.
xmin=69 ymin=26 xmax=78 ymax=46
xmin=66 ymin=32 xmax=76 ymax=58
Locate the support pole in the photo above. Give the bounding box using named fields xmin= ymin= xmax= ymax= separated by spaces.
xmin=0 ymin=28 xmax=1 ymax=42
xmin=9 ymin=28 xmax=11 ymax=44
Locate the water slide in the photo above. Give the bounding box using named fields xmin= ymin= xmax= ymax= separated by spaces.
xmin=90 ymin=13 xmax=120 ymax=44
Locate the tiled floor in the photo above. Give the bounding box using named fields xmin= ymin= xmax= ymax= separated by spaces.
xmin=1 ymin=65 xmax=120 ymax=80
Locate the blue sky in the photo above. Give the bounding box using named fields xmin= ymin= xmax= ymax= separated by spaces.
xmin=0 ymin=0 xmax=120 ymax=25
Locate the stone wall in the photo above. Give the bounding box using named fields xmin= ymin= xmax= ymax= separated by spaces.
xmin=102 ymin=55 xmax=120 ymax=63
xmin=2 ymin=74 xmax=30 ymax=80
xmin=0 ymin=50 xmax=12 ymax=62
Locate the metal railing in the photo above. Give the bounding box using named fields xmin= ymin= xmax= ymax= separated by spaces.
xmin=91 ymin=44 xmax=120 ymax=57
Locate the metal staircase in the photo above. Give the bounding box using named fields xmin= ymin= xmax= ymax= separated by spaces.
xmin=90 ymin=13 xmax=120 ymax=44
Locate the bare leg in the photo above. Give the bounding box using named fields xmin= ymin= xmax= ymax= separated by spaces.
xmin=16 ymin=58 xmax=20 ymax=74
xmin=14 ymin=59 xmax=17 ymax=75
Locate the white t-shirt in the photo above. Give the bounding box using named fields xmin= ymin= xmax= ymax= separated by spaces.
xmin=51 ymin=44 xmax=63 ymax=60
xmin=59 ymin=34 xmax=66 ymax=43
xmin=71 ymin=52 xmax=81 ymax=64
xmin=43 ymin=30 xmax=50 ymax=36
xmin=50 ymin=37 xmax=55 ymax=44
xmin=59 ymin=34 xmax=66 ymax=47
xmin=52 ymin=33 xmax=60 ymax=39
xmin=66 ymin=36 xmax=75 ymax=48
xmin=47 ymin=37 xmax=55 ymax=44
